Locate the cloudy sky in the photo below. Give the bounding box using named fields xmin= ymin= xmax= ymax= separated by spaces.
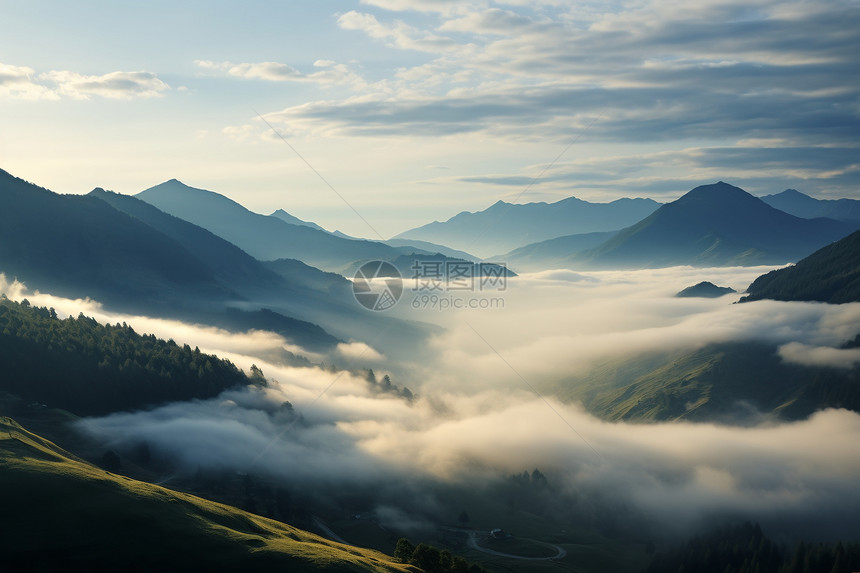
xmin=1 ymin=0 xmax=858 ymax=237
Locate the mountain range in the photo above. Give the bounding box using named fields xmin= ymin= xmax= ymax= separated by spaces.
xmin=382 ymin=238 xmax=478 ymax=261
xmin=566 ymin=182 xmax=856 ymax=269
xmin=0 ymin=169 xmax=233 ymax=309
xmin=495 ymin=231 xmax=618 ymax=272
xmin=394 ymin=196 xmax=661 ymax=258
xmin=6 ymin=166 xmax=860 ymax=354
xmin=761 ymin=188 xmax=860 ymax=222
xmin=0 ymin=169 xmax=431 ymax=353
xmin=269 ymin=208 xmax=328 ymax=232
xmin=136 ymin=179 xmax=404 ymax=273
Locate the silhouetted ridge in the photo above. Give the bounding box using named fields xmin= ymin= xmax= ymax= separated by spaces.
xmin=568 ymin=182 xmax=855 ymax=269
xmin=741 ymin=229 xmax=860 ymax=303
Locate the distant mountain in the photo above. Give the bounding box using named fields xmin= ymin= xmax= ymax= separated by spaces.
xmin=88 ymin=186 xmax=439 ymax=352
xmin=384 ymin=238 xmax=479 ymax=262
xmin=676 ymin=281 xmax=737 ymax=298
xmin=0 ymin=170 xmax=343 ymax=351
xmin=568 ymin=182 xmax=856 ymax=269
xmin=393 ymin=196 xmax=660 ymax=258
xmin=136 ymin=179 xmax=402 ymax=272
xmin=496 ymin=231 xmax=617 ymax=272
xmin=761 ymin=188 xmax=860 ymax=222
xmin=91 ymin=188 xmax=351 ymax=299
xmin=740 ymin=229 xmax=860 ymax=304
xmin=549 ymin=341 xmax=860 ymax=423
xmin=0 ymin=418 xmax=411 ymax=572
xmin=90 ymin=188 xmax=284 ymax=294
xmin=263 ymin=258 xmax=351 ymax=295
xmin=269 ymin=208 xmax=327 ymax=232
xmin=0 ymin=169 xmax=233 ymax=308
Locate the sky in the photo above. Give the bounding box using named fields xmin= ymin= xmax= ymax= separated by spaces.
xmin=1 ymin=0 xmax=858 ymax=238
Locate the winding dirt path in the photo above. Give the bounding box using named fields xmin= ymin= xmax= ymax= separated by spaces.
xmin=445 ymin=528 xmax=567 ymax=561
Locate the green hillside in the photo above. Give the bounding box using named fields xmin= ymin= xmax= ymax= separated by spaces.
xmin=550 ymin=342 xmax=860 ymax=422
xmin=0 ymin=416 xmax=413 ymax=572
xmin=741 ymin=229 xmax=860 ymax=303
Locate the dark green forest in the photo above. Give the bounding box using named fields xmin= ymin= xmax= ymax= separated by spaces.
xmin=393 ymin=538 xmax=485 ymax=573
xmin=646 ymin=522 xmax=860 ymax=573
xmin=0 ymin=296 xmax=248 ymax=416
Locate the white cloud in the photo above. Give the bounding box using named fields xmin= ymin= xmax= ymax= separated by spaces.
xmin=337 ymin=10 xmax=460 ymax=53
xmin=358 ymin=0 xmax=473 ymax=15
xmin=0 ymin=63 xmax=58 ymax=100
xmin=194 ymin=59 xmax=367 ymax=88
xmin=226 ymin=61 xmax=303 ymax=81
xmin=7 ymin=266 xmax=860 ymax=538
xmin=0 ymin=63 xmax=169 ymax=100
xmin=386 ymin=266 xmax=860 ymax=388
xmin=778 ymin=342 xmax=860 ymax=369
xmin=40 ymin=70 xmax=169 ymax=99
xmin=336 ymin=341 xmax=385 ymax=362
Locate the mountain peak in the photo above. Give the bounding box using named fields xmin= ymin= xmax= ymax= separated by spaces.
xmin=780 ymin=188 xmax=806 ymax=197
xmin=682 ymin=181 xmax=748 ymax=197
xmin=676 ymin=281 xmax=737 ymax=298
xmin=673 ymin=182 xmax=761 ymax=209
xmin=569 ymin=181 xmax=854 ymax=269
xmin=146 ymin=178 xmax=192 ymax=190
xmin=269 ymin=208 xmax=326 ymax=232
xmin=761 ymin=187 xmax=860 ymax=222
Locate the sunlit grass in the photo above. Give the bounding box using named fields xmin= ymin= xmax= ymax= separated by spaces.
xmin=0 ymin=417 xmax=414 ymax=572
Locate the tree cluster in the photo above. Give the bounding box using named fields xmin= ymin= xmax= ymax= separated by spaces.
xmin=0 ymin=297 xmax=248 ymax=416
xmin=646 ymin=521 xmax=860 ymax=573
xmin=394 ymin=538 xmax=485 ymax=573
xmin=364 ymin=369 xmax=414 ymax=401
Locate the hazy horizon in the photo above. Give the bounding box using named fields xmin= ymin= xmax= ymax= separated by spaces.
xmin=2 ymin=0 xmax=858 ymax=238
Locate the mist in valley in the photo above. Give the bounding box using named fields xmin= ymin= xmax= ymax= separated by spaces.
xmin=4 ymin=266 xmax=860 ymax=546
